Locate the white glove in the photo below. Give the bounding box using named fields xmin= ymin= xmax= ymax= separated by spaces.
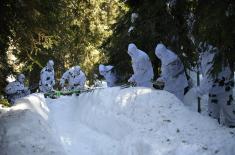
xmin=47 ymin=84 xmax=54 ymax=91
xmin=52 ymin=80 xmax=55 ymax=86
xmin=60 ymin=81 xmax=64 ymax=88
xmin=24 ymin=87 xmax=29 ymax=92
xmin=128 ymin=76 xmax=135 ymax=83
xmin=24 ymin=87 xmax=30 ymax=95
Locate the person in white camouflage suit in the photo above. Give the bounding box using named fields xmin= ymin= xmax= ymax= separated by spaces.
xmin=5 ymin=74 xmax=30 ymax=104
xmin=155 ymin=43 xmax=188 ymax=101
xmin=60 ymin=66 xmax=86 ymax=91
xmin=39 ymin=60 xmax=55 ymax=93
xmin=193 ymin=43 xmax=235 ymax=127
xmin=127 ymin=43 xmax=154 ymax=88
xmin=99 ymin=64 xmax=117 ymax=87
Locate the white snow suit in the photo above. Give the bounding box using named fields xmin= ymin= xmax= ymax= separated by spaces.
xmin=155 ymin=43 xmax=188 ymax=101
xmin=99 ymin=64 xmax=117 ymax=87
xmin=196 ymin=43 xmax=235 ymax=126
xmin=60 ymin=66 xmax=86 ymax=91
xmin=5 ymin=74 xmax=30 ymax=104
xmin=127 ymin=43 xmax=154 ymax=87
xmin=39 ymin=60 xmax=55 ymax=93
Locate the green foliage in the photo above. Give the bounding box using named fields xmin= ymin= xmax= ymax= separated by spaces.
xmin=104 ymin=0 xmax=197 ymax=80
xmin=105 ymin=0 xmax=234 ymax=79
xmin=0 ymin=0 xmax=126 ymax=90
xmin=0 ymin=98 xmax=11 ymax=107
xmin=0 ymin=0 xmax=62 ymax=92
xmin=52 ymin=0 xmax=127 ymax=84
xmin=193 ymin=0 xmax=235 ymax=73
xmin=0 ymin=0 xmax=234 ymax=95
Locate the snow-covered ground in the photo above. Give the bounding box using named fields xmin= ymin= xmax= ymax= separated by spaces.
xmin=0 ymin=87 xmax=235 ymax=155
xmin=0 ymin=94 xmax=66 ymax=155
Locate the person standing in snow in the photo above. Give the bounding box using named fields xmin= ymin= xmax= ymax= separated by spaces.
xmin=127 ymin=43 xmax=154 ymax=87
xmin=155 ymin=43 xmax=188 ymax=101
xmin=99 ymin=64 xmax=117 ymax=87
xmin=39 ymin=60 xmax=55 ymax=93
xmin=189 ymin=43 xmax=235 ymax=127
xmin=5 ymin=74 xmax=30 ymax=104
xmin=60 ymin=66 xmax=86 ymax=91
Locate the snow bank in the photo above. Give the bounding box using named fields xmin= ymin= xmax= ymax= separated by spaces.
xmin=0 ymin=94 xmax=66 ymax=155
xmin=1 ymin=88 xmax=235 ymax=155
xmin=48 ymin=87 xmax=235 ymax=155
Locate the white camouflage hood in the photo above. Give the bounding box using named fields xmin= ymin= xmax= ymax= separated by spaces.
xmin=155 ymin=43 xmax=177 ymax=65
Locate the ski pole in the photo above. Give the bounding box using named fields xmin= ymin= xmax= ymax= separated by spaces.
xmin=197 ymin=64 xmax=201 ymax=113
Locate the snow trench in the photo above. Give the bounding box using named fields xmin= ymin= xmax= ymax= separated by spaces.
xmin=0 ymin=87 xmax=235 ymax=155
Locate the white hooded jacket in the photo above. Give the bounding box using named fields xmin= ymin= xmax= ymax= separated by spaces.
xmin=39 ymin=60 xmax=55 ymax=93
xmin=60 ymin=66 xmax=86 ymax=90
xmin=195 ymin=43 xmax=235 ymax=126
xmin=128 ymin=43 xmax=154 ymax=87
xmin=99 ymin=64 xmax=117 ymax=87
xmin=155 ymin=43 xmax=188 ymax=100
xmin=5 ymin=74 xmax=30 ymax=104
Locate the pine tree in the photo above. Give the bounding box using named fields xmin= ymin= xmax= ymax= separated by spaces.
xmin=0 ymin=0 xmax=127 ymax=95
xmin=104 ymin=0 xmax=196 ymax=81
xmin=193 ymin=0 xmax=235 ymax=73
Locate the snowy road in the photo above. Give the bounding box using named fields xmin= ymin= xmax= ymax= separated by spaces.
xmin=0 ymin=87 xmax=235 ymax=155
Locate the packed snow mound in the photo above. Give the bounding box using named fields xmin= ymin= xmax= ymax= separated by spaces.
xmin=0 ymin=87 xmax=235 ymax=155
xmin=47 ymin=87 xmax=235 ymax=155
xmin=0 ymin=94 xmax=66 ymax=155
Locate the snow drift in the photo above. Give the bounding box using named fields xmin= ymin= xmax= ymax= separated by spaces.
xmin=0 ymin=94 xmax=66 ymax=155
xmin=0 ymin=87 xmax=235 ymax=155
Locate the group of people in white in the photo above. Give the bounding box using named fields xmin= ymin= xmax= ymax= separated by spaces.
xmin=4 ymin=42 xmax=235 ymax=127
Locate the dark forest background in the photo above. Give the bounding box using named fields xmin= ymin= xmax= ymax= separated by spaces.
xmin=1 ymin=0 xmax=234 ymax=95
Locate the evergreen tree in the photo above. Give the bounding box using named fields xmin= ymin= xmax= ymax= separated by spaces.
xmin=193 ymin=0 xmax=235 ymax=72
xmin=0 ymin=0 xmax=126 ymax=95
xmin=1 ymin=0 xmax=234 ymax=97
xmin=104 ymin=0 xmax=196 ymax=81
xmin=52 ymin=0 xmax=127 ymax=84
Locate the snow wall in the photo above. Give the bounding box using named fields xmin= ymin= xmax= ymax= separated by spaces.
xmin=0 ymin=94 xmax=66 ymax=155
xmin=0 ymin=87 xmax=235 ymax=155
